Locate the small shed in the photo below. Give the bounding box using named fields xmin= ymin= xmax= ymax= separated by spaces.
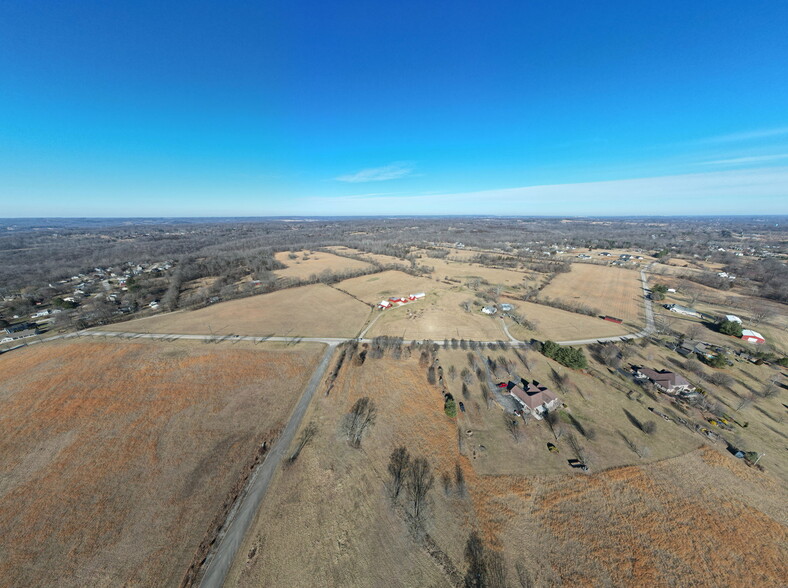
xmin=725 ymin=314 xmax=742 ymax=324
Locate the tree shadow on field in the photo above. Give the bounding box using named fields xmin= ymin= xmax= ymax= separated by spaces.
xmin=566 ymin=413 xmax=587 ymax=437
xmin=623 ymin=408 xmax=643 ymax=432
xmin=617 ymin=430 xmax=641 ymax=458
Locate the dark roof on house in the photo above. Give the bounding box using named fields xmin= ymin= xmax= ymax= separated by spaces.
xmin=639 ymin=368 xmax=690 ymax=389
xmin=510 ymin=384 xmax=558 ymax=410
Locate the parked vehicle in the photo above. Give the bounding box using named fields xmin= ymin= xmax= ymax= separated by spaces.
xmin=459 ymin=402 xmax=465 ymax=413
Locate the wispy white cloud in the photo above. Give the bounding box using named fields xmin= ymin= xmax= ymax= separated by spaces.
xmin=702 ymin=153 xmax=788 ymax=165
xmin=698 ymin=127 xmax=788 ymax=144
xmin=335 ymin=162 xmax=415 ymax=183
xmin=310 ymin=167 xmax=788 ymax=215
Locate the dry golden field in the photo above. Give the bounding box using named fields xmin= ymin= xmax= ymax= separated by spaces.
xmin=226 ymin=350 xmax=787 ymax=587
xmin=539 ymin=264 xmax=645 ymax=324
xmin=273 ymin=250 xmax=374 ymax=280
xmin=337 ymin=270 xmax=437 ymax=305
xmin=337 ymin=270 xmax=511 ymax=340
xmin=504 ymin=298 xmax=637 ymax=341
xmin=424 ymin=258 xmax=535 ymax=289
xmin=0 ymin=339 xmax=323 ymax=587
xmin=366 ymin=289 xmax=509 ymax=341
xmin=96 ymin=284 xmax=371 ymax=338
xmin=226 ymin=356 xmax=472 ymax=588
xmin=444 ymin=246 xmax=486 ymax=261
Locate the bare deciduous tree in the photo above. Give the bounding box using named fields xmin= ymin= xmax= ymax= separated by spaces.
xmin=683 ymin=285 xmax=701 ymax=307
xmin=504 ymin=413 xmax=521 ymax=442
xmin=448 ymin=364 xmax=457 ymax=380
xmin=387 ymin=446 xmax=410 ymax=500
xmin=685 ymin=323 xmax=704 ymax=340
xmin=407 ymin=456 xmax=434 ymax=520
xmin=620 ymin=432 xmax=647 ymax=458
xmin=761 ymin=376 xmax=780 ymax=398
xmin=655 ymin=314 xmax=676 ymax=335
xmin=545 ymin=410 xmax=561 ymax=440
xmin=344 ymin=397 xmax=377 ymax=448
xmin=736 ymin=391 xmax=756 ymax=410
xmin=288 ymin=422 xmax=318 ymax=464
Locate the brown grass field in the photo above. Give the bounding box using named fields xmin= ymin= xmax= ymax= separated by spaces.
xmin=337 ymin=271 xmax=509 ymax=340
xmin=504 ymin=298 xmax=637 ymax=341
xmin=337 ymin=270 xmax=437 ymax=305
xmin=273 ymin=250 xmax=374 ymax=280
xmin=0 ymin=339 xmax=323 ymax=587
xmin=539 ymin=263 xmax=645 ymax=325
xmin=96 ymin=284 xmax=372 ymax=338
xmin=367 ymin=289 xmax=509 ymax=341
xmin=423 ymin=258 xmax=536 ymax=289
xmin=226 ymin=349 xmax=787 ymax=587
xmin=444 ymin=246 xmax=486 ymax=261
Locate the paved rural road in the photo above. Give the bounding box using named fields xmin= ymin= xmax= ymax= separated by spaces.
xmin=198 ymin=342 xmax=338 ymax=588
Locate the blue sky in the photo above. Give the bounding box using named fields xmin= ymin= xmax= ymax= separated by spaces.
xmin=1 ymin=1 xmax=787 ymax=216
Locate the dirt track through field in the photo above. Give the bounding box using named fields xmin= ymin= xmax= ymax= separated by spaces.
xmin=197 ymin=342 xmax=337 ymax=588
